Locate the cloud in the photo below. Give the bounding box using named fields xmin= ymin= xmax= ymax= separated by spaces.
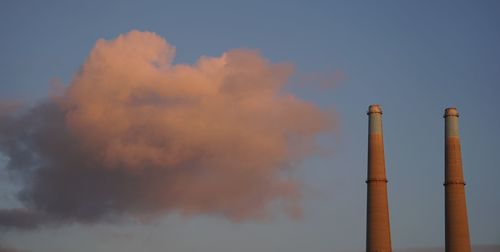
xmin=0 ymin=244 xmax=26 ymax=252
xmin=293 ymin=70 xmax=345 ymax=90
xmin=0 ymin=30 xmax=335 ymax=229
xmin=0 ymin=209 xmax=47 ymax=230
xmin=0 ymin=101 xmax=22 ymax=117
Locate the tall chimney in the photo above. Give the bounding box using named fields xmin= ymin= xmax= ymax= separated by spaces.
xmin=366 ymin=104 xmax=392 ymax=252
xmin=444 ymin=108 xmax=471 ymax=252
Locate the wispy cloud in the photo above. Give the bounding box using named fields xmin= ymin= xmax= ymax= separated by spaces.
xmin=0 ymin=244 xmax=26 ymax=252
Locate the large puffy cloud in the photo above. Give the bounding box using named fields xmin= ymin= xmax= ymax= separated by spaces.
xmin=0 ymin=30 xmax=334 ymax=229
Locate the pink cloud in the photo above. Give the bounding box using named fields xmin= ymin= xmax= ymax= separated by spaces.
xmin=0 ymin=30 xmax=335 ymax=228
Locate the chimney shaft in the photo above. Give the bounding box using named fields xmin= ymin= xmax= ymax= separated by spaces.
xmin=444 ymin=108 xmax=471 ymax=252
xmin=366 ymin=104 xmax=392 ymax=252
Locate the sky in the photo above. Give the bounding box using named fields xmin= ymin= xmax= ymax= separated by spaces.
xmin=1 ymin=1 xmax=499 ymax=251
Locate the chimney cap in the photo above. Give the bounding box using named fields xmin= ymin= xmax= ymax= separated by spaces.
xmin=444 ymin=107 xmax=459 ymax=118
xmin=367 ymin=104 xmax=383 ymax=115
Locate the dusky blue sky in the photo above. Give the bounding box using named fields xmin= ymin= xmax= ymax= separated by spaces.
xmin=1 ymin=1 xmax=499 ymax=251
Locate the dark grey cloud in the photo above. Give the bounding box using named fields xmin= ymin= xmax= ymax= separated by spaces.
xmin=0 ymin=209 xmax=47 ymax=230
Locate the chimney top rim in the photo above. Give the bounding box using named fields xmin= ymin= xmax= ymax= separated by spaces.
xmin=444 ymin=107 xmax=459 ymax=118
xmin=367 ymin=104 xmax=382 ymax=115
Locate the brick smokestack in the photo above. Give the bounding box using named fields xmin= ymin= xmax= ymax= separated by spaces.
xmin=444 ymin=108 xmax=471 ymax=252
xmin=366 ymin=104 xmax=392 ymax=252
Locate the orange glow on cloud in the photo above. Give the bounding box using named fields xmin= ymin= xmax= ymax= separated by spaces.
xmin=0 ymin=30 xmax=335 ymax=227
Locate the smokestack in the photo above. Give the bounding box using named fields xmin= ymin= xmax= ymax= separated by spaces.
xmin=444 ymin=108 xmax=471 ymax=252
xmin=366 ymin=104 xmax=392 ymax=252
